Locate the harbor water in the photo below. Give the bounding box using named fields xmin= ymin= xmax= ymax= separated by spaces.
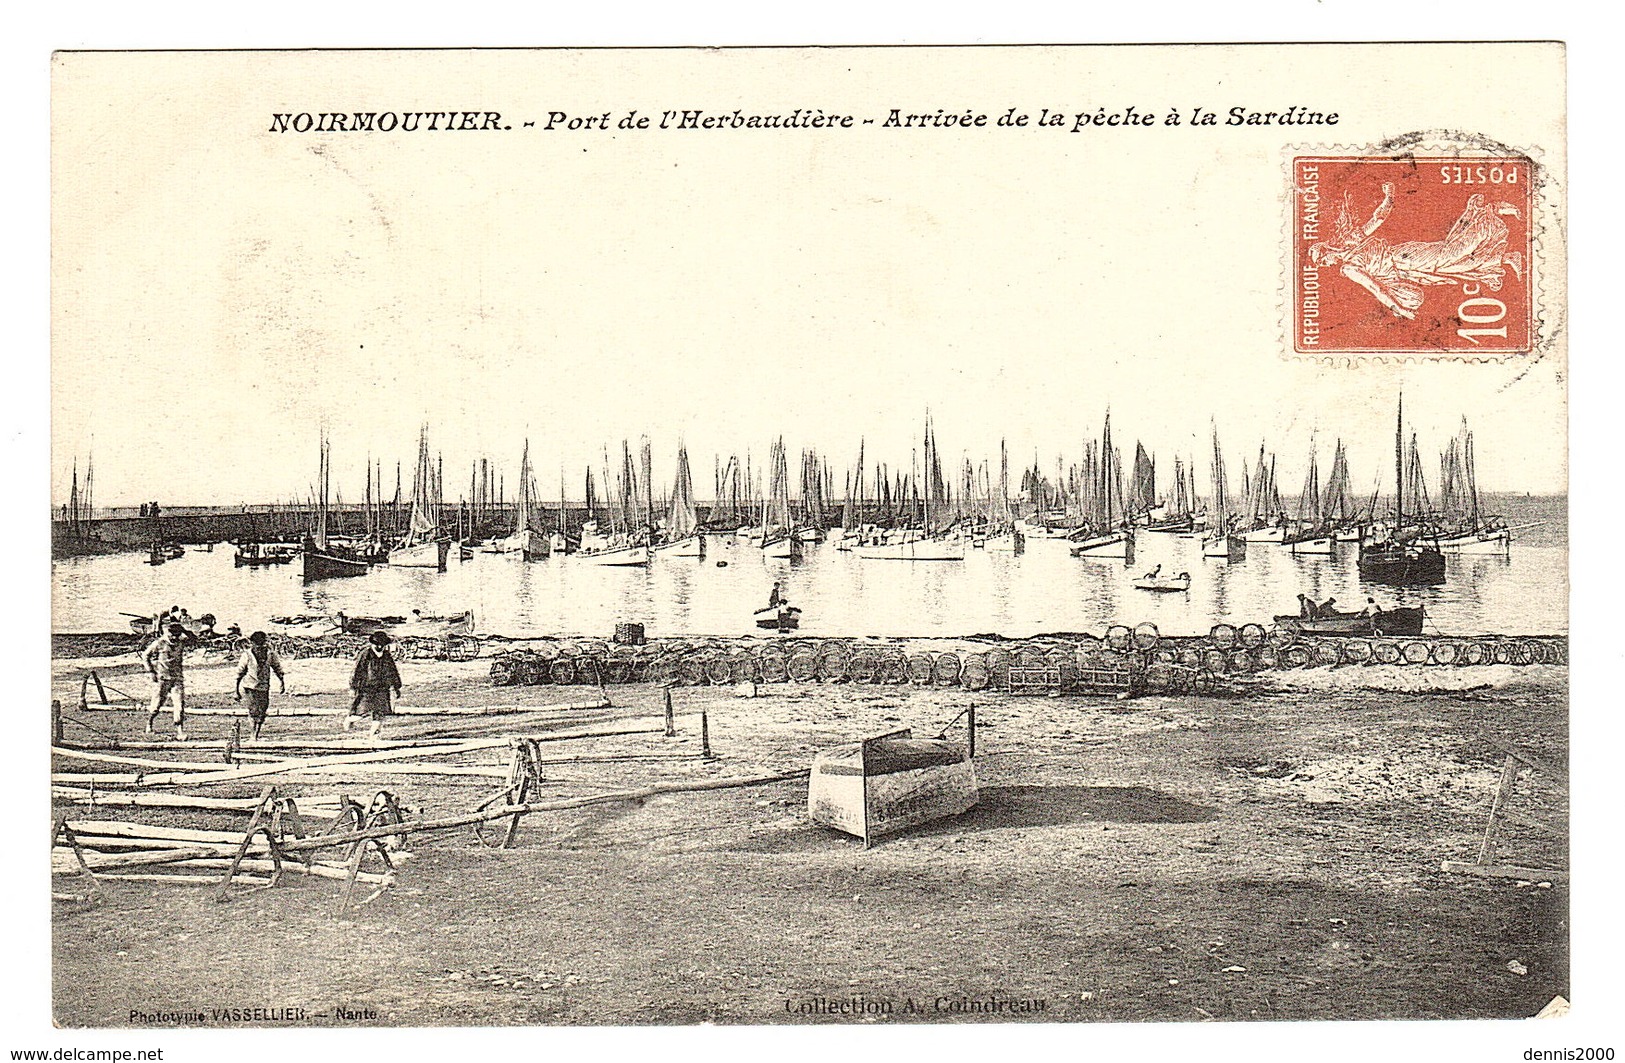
xmin=52 ymin=495 xmax=1566 ymax=639
xmin=57 ymin=494 xmax=1566 ymax=637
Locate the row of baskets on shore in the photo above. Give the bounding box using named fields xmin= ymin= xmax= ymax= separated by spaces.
xmin=486 ymin=627 xmax=1566 ymax=688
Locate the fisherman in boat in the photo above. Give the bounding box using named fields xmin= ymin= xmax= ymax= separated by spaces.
xmin=1318 ymin=597 xmax=1339 ymax=619
xmin=1298 ymin=593 xmax=1315 ymax=619
xmin=1363 ymin=596 xmax=1384 ymax=617
xmin=233 ymin=631 xmax=286 ymax=740
xmin=142 ymin=623 xmax=193 ymax=741
xmin=1144 ymin=563 xmax=1163 ymax=580
xmin=768 ymin=582 xmax=785 ymax=609
xmin=347 ymin=631 xmax=403 ymax=739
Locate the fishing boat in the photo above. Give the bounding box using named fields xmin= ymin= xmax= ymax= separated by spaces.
xmin=127 ymin=611 xmax=217 ymax=636
xmin=1435 ymin=419 xmax=1513 ymax=555
xmin=1069 ymin=530 xmax=1133 ymax=559
xmin=233 ymin=541 xmax=297 ymax=567
xmin=1358 ymin=396 xmax=1446 ymax=585
xmin=1144 ymin=454 xmax=1198 ymax=533
xmin=574 ymin=455 xmax=652 ymax=566
xmin=1435 ymin=523 xmax=1513 ymax=555
xmin=654 ymin=445 xmax=705 ymax=559
xmin=1202 ymin=426 xmax=1246 ymax=561
xmin=144 ymin=541 xmax=183 ymax=565
xmin=1068 ymin=412 xmax=1136 ymax=562
xmin=389 ymin=426 xmax=451 ymax=571
xmin=755 ymin=603 xmax=802 ymax=631
xmin=1273 ymin=606 xmax=1425 ymax=637
xmin=490 ymin=440 xmax=549 ymax=560
xmin=856 ymin=417 xmax=964 ymax=561
xmin=1239 ymin=444 xmax=1289 ymax=542
xmin=759 ymin=437 xmax=805 ymax=561
xmin=576 ymin=539 xmax=651 ymax=566
xmin=1133 ymin=569 xmax=1191 ymax=592
xmin=337 ymin=609 xmax=475 ymax=638
xmin=304 ymin=438 xmax=371 ymax=582
xmin=808 ymin=729 xmax=977 ymax=846
xmin=1283 ymin=440 xmax=1334 ymax=555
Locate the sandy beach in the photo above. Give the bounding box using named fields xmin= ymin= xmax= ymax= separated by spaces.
xmin=49 ymin=642 xmax=1568 ymax=1025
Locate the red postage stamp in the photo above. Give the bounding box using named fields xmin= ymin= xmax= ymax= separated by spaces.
xmin=1292 ymin=155 xmax=1534 ymax=356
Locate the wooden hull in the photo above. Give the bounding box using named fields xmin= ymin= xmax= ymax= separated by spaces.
xmin=762 ymin=535 xmax=804 ymax=560
xmin=576 ymin=544 xmax=651 ymax=566
xmin=855 ymin=535 xmax=964 ymax=561
xmin=1273 ymin=607 xmax=1424 ymax=636
xmin=389 ymin=540 xmax=451 ymax=570
xmin=1070 ymin=531 xmax=1132 ymax=559
xmin=982 ymin=531 xmax=1024 ymax=554
xmin=492 ymin=528 xmax=549 ymax=559
xmin=341 ymin=610 xmax=474 ymax=637
xmin=808 ymin=738 xmax=976 ymax=843
xmin=1133 ymin=577 xmax=1190 ymax=592
xmin=1202 ymin=534 xmax=1246 ymax=561
xmin=1287 ymin=535 xmax=1334 ymax=556
xmin=234 ymin=552 xmax=294 ymax=567
xmin=654 ymin=535 xmax=705 ymax=558
xmin=756 ymin=614 xmax=800 ymax=631
xmin=303 ymin=549 xmax=369 ymax=582
xmin=1242 ymin=525 xmax=1287 ymax=543
xmin=1358 ymin=544 xmax=1446 ymax=585
xmin=1436 ymin=526 xmax=1512 ymax=555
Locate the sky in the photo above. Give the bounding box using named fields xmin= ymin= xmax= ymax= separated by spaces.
xmin=51 ymin=45 xmax=1568 ymax=505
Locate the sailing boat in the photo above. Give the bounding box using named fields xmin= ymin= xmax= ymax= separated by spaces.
xmin=1322 ymin=441 xmax=1367 ymax=542
xmin=654 ymin=444 xmax=705 ymax=558
xmin=576 ymin=449 xmax=651 ymax=567
xmin=1435 ymin=419 xmax=1512 ymax=554
xmin=983 ymin=440 xmax=1025 ymax=553
xmin=1357 ymin=395 xmax=1446 ymax=584
xmin=388 ymin=426 xmax=451 ymax=570
xmin=761 ymin=437 xmax=804 ymax=560
xmin=303 ymin=436 xmax=371 ymax=582
xmin=1284 ymin=439 xmax=1334 ymax=555
xmin=857 ymin=416 xmax=964 ymax=560
xmin=489 ymin=440 xmax=549 ymax=559
xmin=1071 ymin=414 xmax=1134 ymax=560
xmin=1201 ymin=426 xmax=1245 ymax=561
xmin=1146 ymin=456 xmax=1196 ymax=533
xmin=1241 ymin=446 xmax=1288 ymax=542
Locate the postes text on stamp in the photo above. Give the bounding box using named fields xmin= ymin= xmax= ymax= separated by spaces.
xmin=1293 ymin=155 xmax=1533 ymax=356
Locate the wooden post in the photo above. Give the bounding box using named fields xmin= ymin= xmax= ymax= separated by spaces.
xmin=52 ymin=700 xmax=63 ymax=745
xmin=968 ymin=704 xmax=977 ymax=758
xmin=701 ymin=711 xmax=713 ymax=759
xmin=1477 ymin=754 xmax=1520 ymax=865
xmin=664 ymin=687 xmax=676 ymax=737
xmin=859 ymin=737 xmax=872 ymax=850
xmin=92 ymin=671 xmax=108 ymax=705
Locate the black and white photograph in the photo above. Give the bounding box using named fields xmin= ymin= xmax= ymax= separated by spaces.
xmin=19 ymin=22 xmax=1604 ymax=1059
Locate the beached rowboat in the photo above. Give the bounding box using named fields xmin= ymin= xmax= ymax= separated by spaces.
xmin=808 ymin=730 xmax=976 ymax=846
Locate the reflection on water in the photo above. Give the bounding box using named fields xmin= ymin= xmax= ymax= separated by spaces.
xmin=54 ymin=500 xmax=1568 ymax=637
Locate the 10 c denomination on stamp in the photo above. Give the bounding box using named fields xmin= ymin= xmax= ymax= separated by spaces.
xmin=1293 ymin=154 xmax=1534 ymax=357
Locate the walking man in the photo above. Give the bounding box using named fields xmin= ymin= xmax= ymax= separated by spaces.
xmin=234 ymin=631 xmax=286 ymax=740
xmin=143 ymin=623 xmax=192 ymax=740
xmin=347 ymin=631 xmax=402 ymax=740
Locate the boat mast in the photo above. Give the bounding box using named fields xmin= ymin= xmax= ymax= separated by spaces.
xmin=1395 ymin=393 xmax=1404 ymax=527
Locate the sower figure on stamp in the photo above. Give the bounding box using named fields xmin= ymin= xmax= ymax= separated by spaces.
xmin=143 ymin=622 xmax=194 ymax=740
xmin=1310 ymin=183 xmax=1524 ymax=320
xmin=234 ymin=631 xmax=286 ymax=740
xmin=347 ymin=631 xmax=402 ymax=740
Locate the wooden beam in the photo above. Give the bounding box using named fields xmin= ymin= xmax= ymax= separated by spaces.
xmin=1441 ymin=860 xmax=1568 ymax=883
xmin=279 ymin=769 xmax=811 ymax=854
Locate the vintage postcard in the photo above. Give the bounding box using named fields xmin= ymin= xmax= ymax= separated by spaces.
xmin=48 ymin=43 xmax=1567 ymax=1035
